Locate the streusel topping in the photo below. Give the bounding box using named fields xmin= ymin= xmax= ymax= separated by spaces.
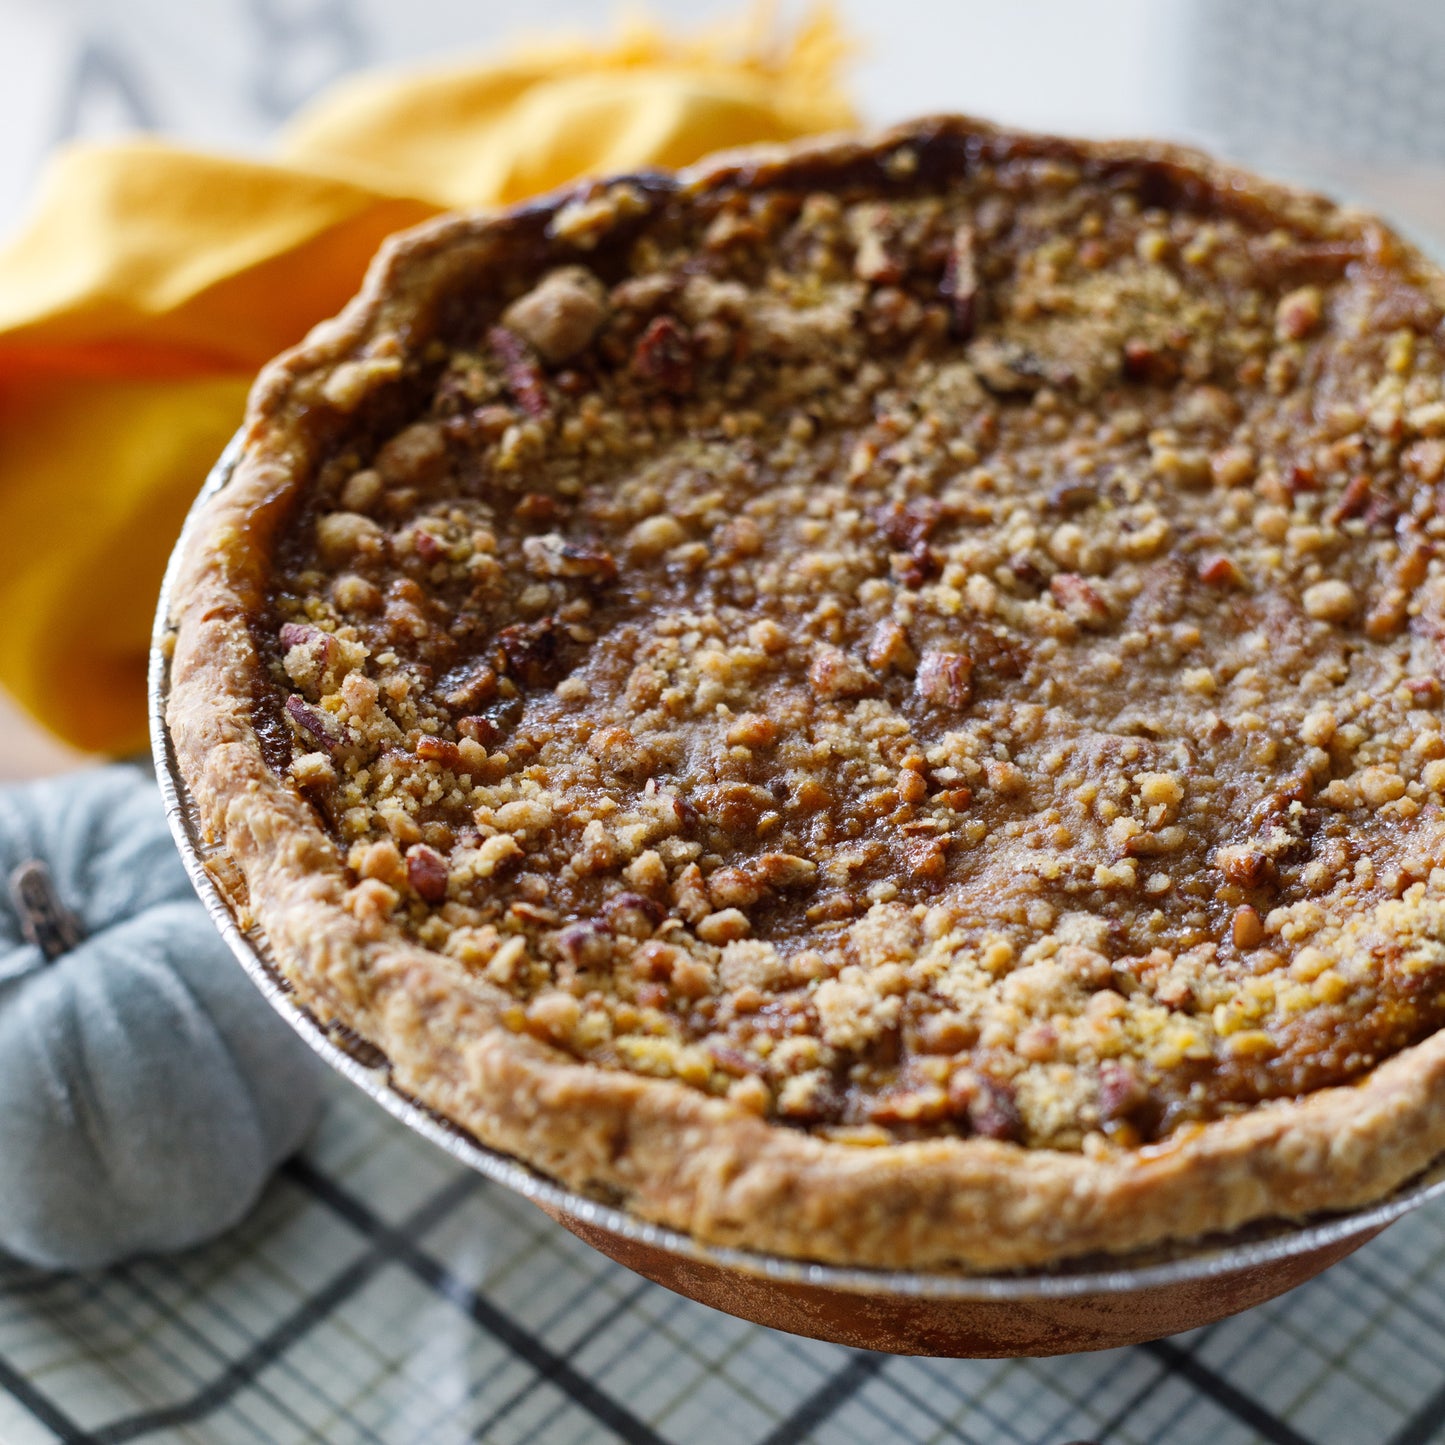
xmin=263 ymin=137 xmax=1445 ymax=1152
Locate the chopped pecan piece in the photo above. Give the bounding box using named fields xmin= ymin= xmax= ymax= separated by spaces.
xmin=587 ymin=724 xmax=652 ymax=779
xmin=905 ymin=836 xmax=949 ymax=880
xmin=899 ymin=541 xmax=942 ymax=588
xmin=557 ymin=921 xmax=613 ymax=968
xmin=1232 ymin=905 xmax=1266 ymax=949
xmin=967 ymin=337 xmax=1048 ymax=394
xmin=1370 ymin=282 xmax=1443 ymax=333
xmin=1122 ymin=338 xmax=1181 ymax=386
xmin=808 ymin=647 xmax=878 ymax=700
xmin=935 ymin=787 xmax=973 ymax=811
xmin=751 ymin=853 xmax=818 ymax=890
xmin=442 ymin=403 xmax=514 ymax=445
xmin=873 ymin=498 xmax=944 ymax=550
xmin=1365 ymin=540 xmax=1431 ymax=639
xmin=940 ymin=223 xmax=980 ymax=340
xmin=521 ymin=532 xmax=618 ymax=583
xmin=631 ymin=316 xmax=695 ymax=394
xmin=405 ymin=844 xmax=449 ymax=904
xmin=1330 ymin=474 xmax=1373 ymax=524
xmin=416 ymin=737 xmax=462 ymax=769
xmin=1197 ymin=553 xmax=1245 ymax=588
xmin=707 ymin=867 xmax=764 ymax=909
xmin=725 ymin=712 xmax=778 ymax=748
xmin=848 ymin=202 xmax=903 ymax=284
xmin=671 ymin=862 xmax=712 ymax=923
xmin=955 ymin=1073 xmax=1022 ymax=1142
xmin=1009 ymin=555 xmax=1047 ymax=591
xmin=284 ymin=695 xmax=340 ymax=752
xmin=457 ymin=714 xmax=502 ymax=747
xmin=1050 ymin=572 xmax=1113 ymax=628
xmin=1097 ymin=1061 xmax=1150 ymax=1124
xmin=866 ymin=619 xmax=916 ymax=673
xmin=514 ymin=492 xmax=567 ymax=526
xmin=916 ymin=650 xmax=974 ymax=709
xmin=1215 ymin=845 xmax=1278 ymax=889
xmin=699 ymin=782 xmax=773 ymax=834
xmin=1241 ymin=237 xmax=1362 ymax=288
xmin=1275 ymin=285 xmax=1323 ymax=340
xmin=708 ymin=1044 xmax=765 ymax=1078
xmin=493 ymin=617 xmax=562 ymax=687
xmin=487 ymin=325 xmax=550 ymax=418
xmin=603 ymin=892 xmax=666 ymax=938
xmin=1047 ymin=482 xmax=1098 ymax=513
xmin=775 ymin=1072 xmax=845 ymax=1124
xmin=279 ymin=622 xmax=334 ymax=657
xmin=440 ymin=661 xmax=499 ymax=711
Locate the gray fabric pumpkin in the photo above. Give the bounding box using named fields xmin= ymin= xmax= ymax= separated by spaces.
xmin=0 ymin=765 xmax=323 ymax=1270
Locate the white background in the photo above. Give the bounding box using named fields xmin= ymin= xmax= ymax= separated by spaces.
xmin=0 ymin=0 xmax=1195 ymax=233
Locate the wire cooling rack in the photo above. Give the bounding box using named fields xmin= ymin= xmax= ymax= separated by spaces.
xmin=3 ymin=1073 xmax=1445 ymax=1444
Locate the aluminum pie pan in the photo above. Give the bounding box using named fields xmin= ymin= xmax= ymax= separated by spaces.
xmin=149 ymin=432 xmax=1445 ymax=1306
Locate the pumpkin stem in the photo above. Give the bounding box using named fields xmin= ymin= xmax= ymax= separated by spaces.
xmin=8 ymin=860 xmax=86 ymax=962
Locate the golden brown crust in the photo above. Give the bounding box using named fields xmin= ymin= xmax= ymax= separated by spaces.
xmin=168 ymin=115 xmax=1445 ymax=1270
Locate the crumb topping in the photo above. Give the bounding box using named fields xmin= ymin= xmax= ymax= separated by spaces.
xmin=262 ymin=137 xmax=1445 ymax=1153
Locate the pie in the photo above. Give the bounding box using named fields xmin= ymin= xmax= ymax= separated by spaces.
xmin=166 ymin=115 xmax=1445 ymax=1271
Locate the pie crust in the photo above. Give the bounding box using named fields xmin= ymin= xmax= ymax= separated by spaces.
xmin=167 ymin=116 xmax=1445 ymax=1270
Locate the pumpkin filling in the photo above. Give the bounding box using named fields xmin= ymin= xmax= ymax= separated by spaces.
xmin=262 ymin=143 xmax=1445 ymax=1153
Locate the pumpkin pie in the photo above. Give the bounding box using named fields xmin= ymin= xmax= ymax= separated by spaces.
xmin=166 ymin=116 xmax=1445 ymax=1270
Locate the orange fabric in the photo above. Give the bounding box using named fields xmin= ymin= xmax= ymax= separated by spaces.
xmin=0 ymin=8 xmax=854 ymax=754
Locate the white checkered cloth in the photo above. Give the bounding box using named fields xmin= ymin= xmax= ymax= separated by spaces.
xmin=3 ymin=1077 xmax=1445 ymax=1444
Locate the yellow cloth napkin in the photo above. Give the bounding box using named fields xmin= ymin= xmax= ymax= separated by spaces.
xmin=0 ymin=9 xmax=854 ymax=756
